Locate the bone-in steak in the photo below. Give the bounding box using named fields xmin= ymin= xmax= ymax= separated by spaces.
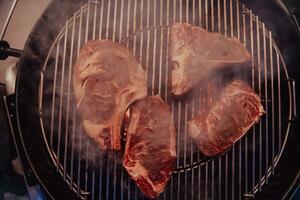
xmin=188 ymin=80 xmax=264 ymax=157
xmin=170 ymin=23 xmax=251 ymax=95
xmin=73 ymin=40 xmax=147 ymax=151
xmin=123 ymin=96 xmax=176 ymax=198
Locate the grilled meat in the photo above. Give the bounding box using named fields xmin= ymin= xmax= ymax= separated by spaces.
xmin=170 ymin=23 xmax=251 ymax=95
xmin=73 ymin=40 xmax=147 ymax=151
xmin=123 ymin=96 xmax=176 ymax=198
xmin=188 ymin=80 xmax=264 ymax=157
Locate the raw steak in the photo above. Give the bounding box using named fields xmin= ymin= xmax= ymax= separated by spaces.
xmin=188 ymin=80 xmax=264 ymax=157
xmin=73 ymin=40 xmax=147 ymax=151
xmin=170 ymin=23 xmax=252 ymax=95
xmin=123 ymin=96 xmax=176 ymax=198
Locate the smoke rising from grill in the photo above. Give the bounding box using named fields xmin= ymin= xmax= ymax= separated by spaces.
xmin=41 ymin=0 xmax=275 ymax=167
xmin=36 ymin=0 xmax=294 ymax=198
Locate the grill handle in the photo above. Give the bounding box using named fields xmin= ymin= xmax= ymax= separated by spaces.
xmin=0 ymin=40 xmax=22 ymax=60
xmin=288 ymin=79 xmax=297 ymax=119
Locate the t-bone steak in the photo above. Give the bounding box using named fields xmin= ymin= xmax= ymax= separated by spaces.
xmin=123 ymin=96 xmax=176 ymax=198
xmin=188 ymin=80 xmax=264 ymax=157
xmin=73 ymin=40 xmax=147 ymax=151
xmin=170 ymin=23 xmax=252 ymax=95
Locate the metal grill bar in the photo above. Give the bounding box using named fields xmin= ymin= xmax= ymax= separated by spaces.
xmin=179 ymin=0 xmax=182 ymax=23
xmin=237 ymin=4 xmax=243 ymax=199
xmin=86 ymin=1 xmax=90 ymax=42
xmin=39 ymin=1 xmax=295 ymax=199
xmin=216 ymin=157 xmax=220 ymax=200
xmin=56 ymin=20 xmax=68 ymax=170
xmin=256 ymin=15 xmax=262 ymax=192
xmin=99 ymin=0 xmax=104 ymax=39
xmin=165 ymin=0 xmax=170 ymax=100
xmin=223 ymin=0 xmax=227 ymax=36
xmin=248 ymin=8 xmax=254 ymax=197
xmin=236 ymin=0 xmax=240 ymax=40
xmin=105 ymin=0 xmax=111 ymax=38
xmin=50 ymin=43 xmax=60 ymax=148
xmin=277 ymin=52 xmax=282 ymax=150
xmin=77 ymin=125 xmax=82 ymax=196
xmin=90 ymin=4 xmax=98 ymax=198
xmin=229 ymin=0 xmax=233 ymax=37
xmin=191 ymin=36 xmax=196 ymax=200
xmin=205 ymin=0 xmax=208 ymax=29
xmin=158 ymin=0 xmax=164 ymax=96
xmin=232 ymin=147 xmax=235 ymax=200
xmin=63 ymin=13 xmax=76 ymax=180
xmin=85 ymin=140 xmax=90 ymax=192
xmin=113 ymin=158 xmax=117 ymax=200
xmin=145 ymin=0 xmax=150 ymax=74
xmin=133 ymin=0 xmax=137 ymax=55
xmin=119 ymin=0 xmax=124 ymax=42
xmin=84 ymin=3 xmax=91 ymax=196
xmin=217 ymin=0 xmax=221 ymax=32
xmin=126 ymin=0 xmax=131 ymax=47
xmin=92 ymin=2 xmax=97 ymax=40
xmin=184 ymin=103 xmax=188 ymax=200
xmin=173 ymin=0 xmax=176 ymax=23
xmin=177 ymin=102 xmax=181 ymax=200
xmin=112 ymin=0 xmax=118 ymax=42
xmin=139 ymin=0 xmax=144 ymax=63
xmin=106 ymin=157 xmax=110 ymax=199
xmin=98 ymin=156 xmax=103 ymax=200
xmin=205 ymin=162 xmax=208 ymax=200
xmin=270 ymin=31 xmax=275 ymax=175
xmin=262 ymin=22 xmax=269 ymax=184
xmin=211 ymin=0 xmax=214 ymax=31
xmin=211 ymin=158 xmax=214 ymax=200
xmin=193 ymin=0 xmax=196 ymax=24
xmin=92 ymin=154 xmax=96 ymax=200
xmin=127 ymin=164 xmax=130 ymax=199
xmin=70 ymin=5 xmax=83 ymax=191
xmin=186 ymin=0 xmax=189 ymax=23
xmin=151 ymin=0 xmax=157 ymax=95
xmin=171 ymin=102 xmax=175 ymax=200
xmin=120 ymin=167 xmax=124 ymax=200
xmin=225 ymin=154 xmax=228 ymax=200
xmin=70 ymin=103 xmax=76 ymax=188
xmin=242 ymin=5 xmax=246 ymax=46
xmin=164 ymin=1 xmax=172 ymax=199
xmin=184 ymin=9 xmax=189 ymax=200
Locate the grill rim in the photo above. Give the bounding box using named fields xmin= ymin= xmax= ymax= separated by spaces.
xmin=13 ymin=0 xmax=299 ymax=199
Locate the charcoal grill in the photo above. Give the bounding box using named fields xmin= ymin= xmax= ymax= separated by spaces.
xmin=2 ymin=0 xmax=300 ymax=199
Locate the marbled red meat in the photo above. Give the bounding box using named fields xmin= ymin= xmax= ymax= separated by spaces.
xmin=123 ymin=96 xmax=176 ymax=198
xmin=188 ymin=80 xmax=264 ymax=157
